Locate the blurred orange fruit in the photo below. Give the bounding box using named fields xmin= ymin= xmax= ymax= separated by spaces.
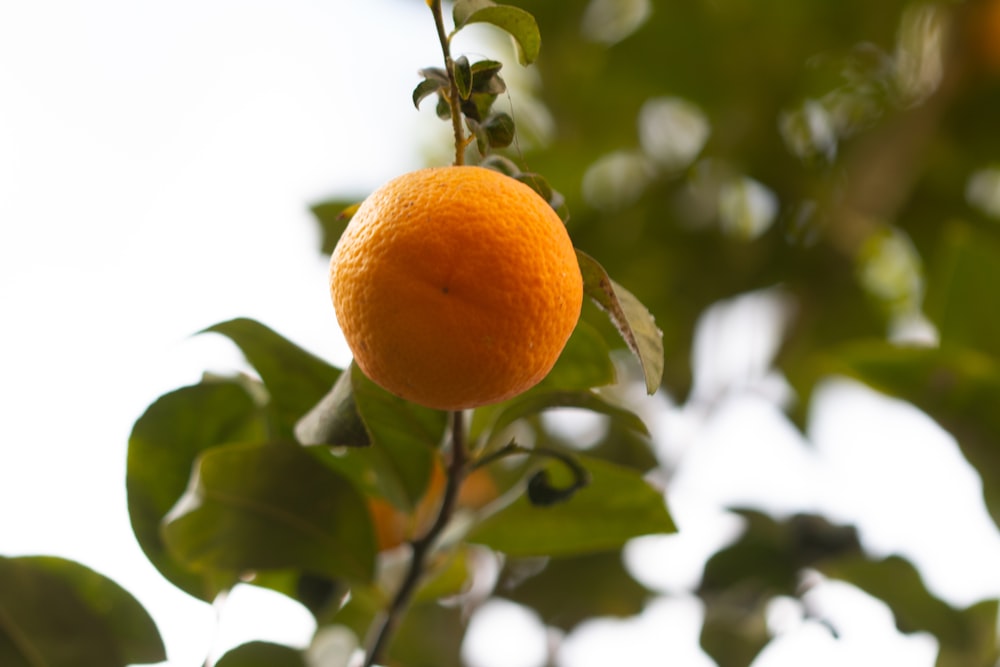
xmin=369 ymin=464 xmax=498 ymax=552
xmin=329 ymin=166 xmax=583 ymax=410
xmin=967 ymin=0 xmax=1000 ymax=74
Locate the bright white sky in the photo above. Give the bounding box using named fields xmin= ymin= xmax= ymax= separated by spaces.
xmin=2 ymin=2 xmax=1000 ymax=667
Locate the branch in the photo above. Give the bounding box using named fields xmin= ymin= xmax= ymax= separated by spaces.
xmin=429 ymin=0 xmax=467 ymax=165
xmin=470 ymin=440 xmax=591 ymax=505
xmin=363 ymin=410 xmax=467 ymax=666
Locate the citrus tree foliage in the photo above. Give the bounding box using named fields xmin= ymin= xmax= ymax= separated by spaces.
xmin=444 ymin=0 xmax=1000 ymax=665
xmin=0 ymin=556 xmax=165 ymax=666
xmin=9 ymin=0 xmax=1000 ymax=665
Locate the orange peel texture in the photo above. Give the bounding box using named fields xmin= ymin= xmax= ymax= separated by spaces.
xmin=330 ymin=166 xmax=583 ymax=410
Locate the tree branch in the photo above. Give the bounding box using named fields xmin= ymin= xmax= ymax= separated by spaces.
xmin=361 ymin=6 xmax=474 ymax=662
xmin=429 ymin=0 xmax=467 ymax=165
xmin=363 ymin=410 xmax=467 ymax=666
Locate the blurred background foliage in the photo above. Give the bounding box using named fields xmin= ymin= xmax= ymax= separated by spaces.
xmin=347 ymin=0 xmax=1000 ymax=664
xmin=510 ymin=0 xmax=998 ymax=398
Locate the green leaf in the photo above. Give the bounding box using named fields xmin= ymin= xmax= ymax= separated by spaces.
xmin=453 ymin=0 xmax=541 ymax=66
xmin=310 ymin=199 xmax=361 ymax=255
xmin=322 ymin=581 xmax=383 ymax=636
xmin=698 ymin=510 xmax=861 ymax=598
xmin=470 ymin=60 xmax=506 ymax=95
xmin=460 ymin=90 xmax=498 ymax=122
xmin=348 ymin=364 xmax=445 ymax=510
xmin=452 ymin=0 xmax=495 ymax=26
xmin=128 ymin=380 xmax=266 ymax=600
xmin=480 ymin=153 xmax=520 ymax=176
xmin=581 ymin=418 xmax=661 ymax=473
xmin=453 ymin=55 xmax=472 ymax=100
xmin=700 ymin=594 xmax=770 ymax=667
xmin=2 ymin=558 xmax=164 ymax=665
xmin=482 ymin=111 xmax=515 ymax=148
xmin=295 ymin=363 xmax=370 ymax=447
xmin=18 ymin=557 xmax=165 ymax=665
xmin=926 ymin=221 xmax=1000 ymax=358
xmin=214 ymin=641 xmax=307 ymax=667
xmin=435 ymin=94 xmax=453 ymax=120
xmin=938 ymin=601 xmax=1000 ymax=667
xmin=162 ymin=442 xmax=377 ymax=583
xmin=488 ymin=389 xmax=649 ymax=444
xmin=516 ymin=171 xmax=554 ymax=202
xmin=497 ymin=551 xmax=654 ymax=632
xmin=388 ymin=601 xmax=466 ymax=667
xmin=515 ymin=171 xmax=569 ymax=221
xmin=290 ymin=573 xmax=348 ymax=619
xmin=202 ymin=319 xmax=342 ymax=440
xmin=467 ymin=455 xmax=674 ymax=557
xmin=0 ymin=557 xmax=118 ymax=667
xmin=417 ymin=66 xmax=450 ymax=86
xmin=467 ymin=117 xmax=490 ymax=157
xmin=413 ymin=546 xmax=473 ymax=603
xmin=540 ymin=319 xmax=616 ymax=391
xmin=0 ymin=556 xmax=165 ymax=667
xmin=576 ymin=250 xmax=664 ymax=394
xmin=412 ymin=77 xmax=445 ymax=110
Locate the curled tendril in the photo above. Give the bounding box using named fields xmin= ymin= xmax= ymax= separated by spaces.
xmin=471 ymin=440 xmax=591 ymax=507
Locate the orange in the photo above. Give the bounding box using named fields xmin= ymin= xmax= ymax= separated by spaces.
xmin=329 ymin=165 xmax=583 ymax=410
xmin=970 ymin=0 xmax=1000 ymax=74
xmin=368 ymin=464 xmax=498 ymax=552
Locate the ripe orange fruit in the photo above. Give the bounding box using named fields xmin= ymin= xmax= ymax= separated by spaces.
xmin=329 ymin=165 xmax=583 ymax=410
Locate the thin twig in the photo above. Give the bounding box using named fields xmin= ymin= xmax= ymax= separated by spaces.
xmin=470 ymin=440 xmax=586 ymax=479
xmin=363 ymin=410 xmax=467 ymax=666
xmin=429 ymin=0 xmax=466 ymax=165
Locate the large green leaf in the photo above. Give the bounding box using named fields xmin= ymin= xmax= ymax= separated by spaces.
xmin=467 ymin=455 xmax=674 ymax=557
xmin=127 ymin=380 xmax=266 ymax=600
xmin=162 ymin=442 xmax=376 ymax=583
xmin=539 ymin=318 xmax=616 ymax=391
xmin=202 ymin=318 xmax=342 ymax=439
xmin=0 ymin=556 xmax=165 ymax=666
xmin=452 ymin=0 xmax=541 ymax=66
xmin=214 ymin=641 xmax=307 ymax=667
